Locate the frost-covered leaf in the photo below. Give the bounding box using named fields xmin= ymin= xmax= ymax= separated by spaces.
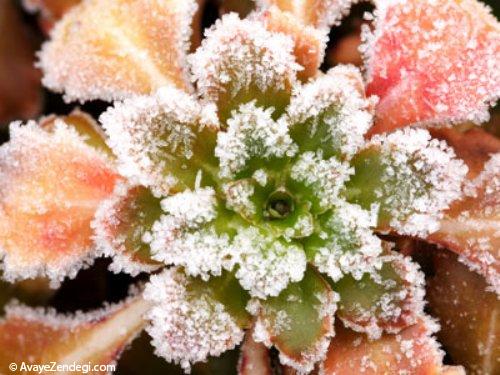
xmin=256 ymin=0 xmax=356 ymax=29
xmin=427 ymin=250 xmax=499 ymax=375
xmin=334 ymin=251 xmax=426 ymax=339
xmin=321 ymin=317 xmax=453 ymax=374
xmin=304 ymin=202 xmax=383 ymax=282
xmin=144 ymin=269 xmax=246 ymax=372
xmin=286 ymin=65 xmax=375 ymax=161
xmin=0 ymin=121 xmax=119 ymax=285
xmin=216 ymin=101 xmax=297 ymax=179
xmin=22 ymin=0 xmax=80 ymax=33
xmin=39 ymin=0 xmax=198 ymax=102
xmin=426 ymin=131 xmax=500 ymax=293
xmin=92 ymin=183 xmax=163 ymax=276
xmin=189 ymin=13 xmax=301 ymax=122
xmin=0 ymin=295 xmax=150 ymax=373
xmin=258 ymin=6 xmax=328 ymax=81
xmin=249 ymin=267 xmax=337 ymax=373
xmin=345 ymin=128 xmax=468 ymax=237
xmin=101 ymin=87 xmax=219 ymax=196
xmin=364 ymin=0 xmax=500 ymax=134
xmin=0 ymin=0 xmax=41 ymax=124
xmin=238 ymin=329 xmax=272 ymax=375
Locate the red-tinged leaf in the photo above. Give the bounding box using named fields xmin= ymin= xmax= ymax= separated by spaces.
xmin=39 ymin=0 xmax=198 ymax=102
xmin=0 ymin=295 xmax=150 ymax=373
xmin=327 ymin=31 xmax=363 ymax=67
xmin=0 ymin=121 xmax=120 ymax=285
xmin=249 ymin=267 xmax=337 ymax=373
xmin=321 ymin=317 xmax=454 ymax=375
xmin=364 ymin=0 xmax=500 ymax=135
xmin=238 ymin=329 xmax=272 ymax=375
xmin=427 ymin=250 xmax=500 ymax=374
xmin=258 ymin=6 xmax=327 ymax=81
xmin=92 ymin=183 xmax=163 ymax=276
xmin=22 ymin=0 xmax=81 ymax=33
xmin=0 ymin=1 xmax=41 ymax=125
xmin=257 ymin=0 xmax=355 ymax=29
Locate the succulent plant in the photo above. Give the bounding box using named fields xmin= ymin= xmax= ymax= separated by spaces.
xmin=0 ymin=0 xmax=498 ymax=373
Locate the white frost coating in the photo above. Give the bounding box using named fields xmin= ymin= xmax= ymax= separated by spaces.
xmin=144 ymin=269 xmax=244 ymax=372
xmin=223 ymin=180 xmax=256 ymax=217
xmin=313 ymin=202 xmax=383 ymax=282
xmin=91 ymin=181 xmax=160 ymax=277
xmin=0 ymin=121 xmax=114 ymax=286
xmin=290 ymin=151 xmax=353 ymax=209
xmin=150 ymin=188 xmax=230 ymax=280
xmin=287 ymin=65 xmax=376 ymax=158
xmin=216 ymin=102 xmax=297 ymax=178
xmin=189 ymin=13 xmax=301 ymax=103
xmin=368 ymin=128 xmax=468 ymax=237
xmin=233 ymin=228 xmax=307 ymax=298
xmin=100 ymin=87 xmax=215 ymax=197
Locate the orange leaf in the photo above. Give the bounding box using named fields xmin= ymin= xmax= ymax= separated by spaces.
xmin=0 ymin=295 xmax=150 ymax=373
xmin=39 ymin=0 xmax=198 ymax=102
xmin=0 ymin=120 xmax=120 ymax=285
xmin=322 ymin=317 xmax=456 ymax=374
xmin=427 ymin=250 xmax=500 ymax=374
xmin=365 ymin=0 xmax=500 ymax=135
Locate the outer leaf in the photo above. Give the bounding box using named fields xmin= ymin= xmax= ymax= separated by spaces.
xmin=334 ymin=251 xmax=425 ymax=339
xmin=92 ymin=183 xmax=163 ymax=276
xmin=39 ymin=0 xmax=198 ymax=102
xmin=238 ymin=329 xmax=272 ymax=375
xmin=0 ymin=0 xmax=41 ymax=124
xmin=427 ymin=250 xmax=500 ymax=375
xmin=0 ymin=295 xmax=150 ymax=373
xmin=189 ymin=13 xmax=301 ymax=122
xmin=321 ymin=317 xmax=457 ymax=375
xmin=249 ymin=267 xmax=338 ymax=373
xmin=345 ymin=128 xmax=467 ymax=237
xmin=0 ymin=121 xmax=119 ymax=285
xmin=100 ymin=87 xmax=219 ymax=196
xmin=144 ymin=269 xmax=246 ymax=372
xmin=427 ymin=129 xmax=500 ymax=293
xmin=364 ymin=0 xmax=500 ymax=134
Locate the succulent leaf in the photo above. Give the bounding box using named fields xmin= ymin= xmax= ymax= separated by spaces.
xmin=346 ymin=128 xmax=468 ymax=237
xmin=92 ymin=182 xmax=163 ymax=276
xmin=249 ymin=267 xmax=338 ymax=373
xmin=0 ymin=120 xmax=119 ymax=285
xmin=144 ymin=268 xmax=245 ymax=372
xmin=189 ymin=13 xmax=301 ymax=122
xmin=39 ymin=0 xmax=198 ymax=102
xmin=100 ymin=87 xmax=219 ymax=196
xmin=238 ymin=329 xmax=272 ymax=375
xmin=364 ymin=0 xmax=500 ymax=134
xmin=0 ymin=295 xmax=149 ymax=373
xmin=334 ymin=251 xmax=426 ymax=339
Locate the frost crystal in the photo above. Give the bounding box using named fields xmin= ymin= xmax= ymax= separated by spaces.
xmin=145 ymin=269 xmax=244 ymax=372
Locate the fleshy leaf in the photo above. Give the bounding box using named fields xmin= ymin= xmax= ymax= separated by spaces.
xmin=100 ymin=86 xmax=219 ymax=196
xmin=321 ymin=317 xmax=454 ymax=374
xmin=304 ymin=202 xmax=383 ymax=282
xmin=364 ymin=0 xmax=500 ymax=134
xmin=0 ymin=121 xmax=119 ymax=285
xmin=258 ymin=6 xmax=328 ymax=81
xmin=286 ymin=65 xmax=375 ymax=160
xmin=238 ymin=329 xmax=272 ymax=375
xmin=249 ymin=267 xmax=338 ymax=373
xmin=426 ymin=130 xmax=500 ymax=293
xmin=0 ymin=295 xmax=150 ymax=373
xmin=189 ymin=13 xmax=301 ymax=122
xmin=427 ymin=249 xmax=500 ymax=374
xmin=256 ymin=0 xmax=356 ymax=29
xmin=39 ymin=0 xmax=198 ymax=102
xmin=92 ymin=182 xmax=163 ymax=276
xmin=334 ymin=251 xmax=426 ymax=339
xmin=0 ymin=0 xmax=41 ymax=124
xmin=144 ymin=269 xmax=245 ymax=372
xmin=346 ymin=128 xmax=468 ymax=237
